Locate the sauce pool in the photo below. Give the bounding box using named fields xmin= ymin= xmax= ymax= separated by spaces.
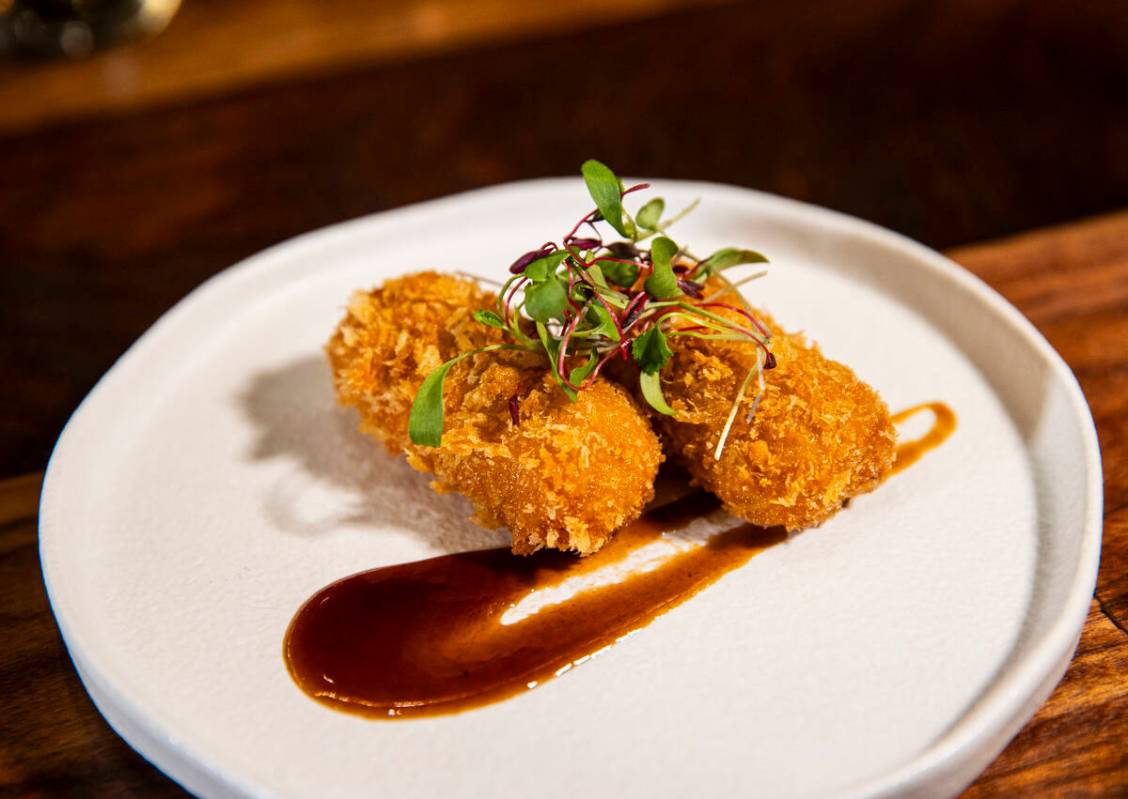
xmin=285 ymin=491 xmax=784 ymax=719
xmin=285 ymin=402 xmax=956 ymax=720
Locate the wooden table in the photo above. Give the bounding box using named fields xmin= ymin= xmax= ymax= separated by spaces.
xmin=1 ymin=1 xmax=1125 ymax=795
xmin=1 ymin=213 xmax=1124 ymax=796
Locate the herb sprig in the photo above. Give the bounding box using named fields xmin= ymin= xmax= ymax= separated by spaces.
xmin=408 ymin=160 xmax=776 ymax=459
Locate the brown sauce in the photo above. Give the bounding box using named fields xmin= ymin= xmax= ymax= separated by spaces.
xmin=286 ymin=402 xmax=956 ymax=720
xmin=284 ymin=490 xmax=785 ymax=719
xmin=891 ymin=402 xmax=957 ymax=474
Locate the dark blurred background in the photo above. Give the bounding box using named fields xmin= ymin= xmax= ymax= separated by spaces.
xmin=2 ymin=0 xmax=1126 ymax=477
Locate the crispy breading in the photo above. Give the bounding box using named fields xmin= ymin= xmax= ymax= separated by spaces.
xmin=326 ymin=271 xmax=501 ymax=454
xmin=653 ymin=282 xmax=896 ymax=531
xmin=413 ymin=370 xmax=662 ymax=555
xmin=327 ymin=271 xmax=663 ymax=555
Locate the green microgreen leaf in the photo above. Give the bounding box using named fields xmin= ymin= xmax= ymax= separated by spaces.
xmin=645 ymin=236 xmax=682 ymax=299
xmin=409 ymin=345 xmax=508 ymax=447
xmin=524 ymin=250 xmax=569 ymax=282
xmin=639 ymin=369 xmax=676 ymax=416
xmin=584 ymin=303 xmax=622 ymax=342
xmin=698 ymin=247 xmax=769 ymax=278
xmin=581 ymin=159 xmax=630 ymax=238
xmin=631 ymin=326 xmax=673 ymax=373
xmin=535 ymin=322 xmax=577 ymax=401
xmin=593 ymin=286 xmax=629 ymax=309
xmin=636 ymin=197 xmax=665 ymax=230
xmin=525 ymin=276 xmax=568 ymax=323
xmin=473 ymin=309 xmax=506 ymax=329
xmin=597 ymin=259 xmax=639 ymax=288
xmin=535 ymin=320 xmax=555 ymax=354
xmin=586 ymin=263 xmax=609 ymax=288
xmin=568 ymin=350 xmax=598 ymax=386
xmin=632 ymin=198 xmax=699 ymax=243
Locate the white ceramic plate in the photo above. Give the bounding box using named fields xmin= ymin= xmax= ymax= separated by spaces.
xmin=40 ymin=180 xmax=1102 ymax=799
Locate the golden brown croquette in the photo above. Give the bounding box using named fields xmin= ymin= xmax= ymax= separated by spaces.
xmin=327 ymin=271 xmax=663 ymax=555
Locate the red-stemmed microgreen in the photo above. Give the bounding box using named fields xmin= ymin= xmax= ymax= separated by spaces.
xmin=408 ymin=159 xmax=776 ymax=455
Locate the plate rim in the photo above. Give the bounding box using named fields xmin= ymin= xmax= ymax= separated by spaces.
xmin=39 ymin=178 xmax=1104 ymax=798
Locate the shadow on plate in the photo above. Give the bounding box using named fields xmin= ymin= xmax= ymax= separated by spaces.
xmin=237 ymin=354 xmax=508 ymax=553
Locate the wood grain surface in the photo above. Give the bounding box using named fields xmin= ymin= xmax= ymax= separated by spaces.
xmin=0 ymin=0 xmax=737 ymax=136
xmin=2 ymin=211 xmax=1125 ymax=797
xmin=2 ymin=0 xmax=1126 ymax=479
xmin=949 ymin=215 xmax=1128 ymax=795
xmin=1 ymin=0 xmax=1126 ymax=794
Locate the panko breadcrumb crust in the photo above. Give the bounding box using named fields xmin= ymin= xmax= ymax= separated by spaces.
xmin=326 ymin=271 xmax=663 ymax=555
xmin=651 ymin=280 xmax=896 ymax=531
xmin=328 ymin=270 xmax=895 ymax=552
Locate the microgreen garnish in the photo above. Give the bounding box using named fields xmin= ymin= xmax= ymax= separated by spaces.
xmin=408 ymin=160 xmax=777 ymax=455
xmin=472 ymin=309 xmax=506 ymax=329
xmin=644 ymin=236 xmax=681 ymax=299
xmin=698 ymin=247 xmax=769 ymax=278
xmin=408 ymin=344 xmax=516 ymax=447
xmin=581 ymin=159 xmax=632 ymax=238
xmin=631 ymin=327 xmax=674 ymax=373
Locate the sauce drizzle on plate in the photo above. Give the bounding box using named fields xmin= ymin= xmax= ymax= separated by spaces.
xmin=286 ymin=402 xmax=956 ymax=719
xmin=285 ymin=490 xmax=784 ymax=719
xmin=892 ymin=402 xmax=957 ymax=474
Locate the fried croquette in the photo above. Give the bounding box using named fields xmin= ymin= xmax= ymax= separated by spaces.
xmin=327 ymin=271 xmax=663 ymax=555
xmin=654 ymin=286 xmax=896 ymax=532
xmin=327 ymin=271 xmax=501 ymax=454
xmin=412 ymin=368 xmax=663 ymax=555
